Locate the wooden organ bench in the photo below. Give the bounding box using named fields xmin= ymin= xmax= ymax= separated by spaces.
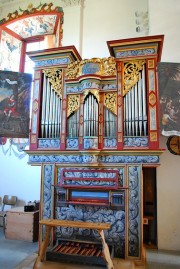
xmin=33 ymin=219 xmax=114 ymax=269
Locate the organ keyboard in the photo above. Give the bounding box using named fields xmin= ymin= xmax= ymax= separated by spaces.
xmin=33 ymin=219 xmax=114 ymax=269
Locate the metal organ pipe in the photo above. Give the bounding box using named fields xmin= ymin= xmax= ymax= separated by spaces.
xmin=84 ymin=94 xmax=98 ymax=137
xmin=67 ymin=109 xmax=79 ymax=138
xmin=124 ymin=67 xmax=147 ymax=137
xmin=41 ymin=74 xmax=47 ymax=138
xmin=142 ymin=66 xmax=147 ymax=136
xmin=41 ymin=74 xmax=62 ymax=138
xmin=104 ymin=108 xmax=116 ymax=138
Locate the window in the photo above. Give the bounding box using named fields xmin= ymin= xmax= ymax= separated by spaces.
xmin=24 ymin=40 xmax=45 ymax=75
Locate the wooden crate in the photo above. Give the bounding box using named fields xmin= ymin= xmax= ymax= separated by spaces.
xmin=5 ymin=207 xmax=39 ymax=242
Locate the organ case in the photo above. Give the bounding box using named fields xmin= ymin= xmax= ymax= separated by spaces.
xmin=27 ymin=35 xmax=164 ymax=267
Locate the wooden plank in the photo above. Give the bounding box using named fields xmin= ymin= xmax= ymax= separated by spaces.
xmin=39 ymin=219 xmax=111 ymax=230
xmin=98 ymin=229 xmax=114 ymax=269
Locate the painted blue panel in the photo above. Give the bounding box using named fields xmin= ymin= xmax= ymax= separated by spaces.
xmin=71 ymin=190 xmax=109 ymax=199
xmin=82 ymin=63 xmax=100 ymax=74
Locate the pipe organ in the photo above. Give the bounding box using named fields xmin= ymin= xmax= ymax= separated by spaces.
xmin=27 ymin=35 xmax=164 ymax=268
xmin=41 ymin=69 xmax=62 ymax=139
xmin=123 ymin=62 xmax=147 ymax=137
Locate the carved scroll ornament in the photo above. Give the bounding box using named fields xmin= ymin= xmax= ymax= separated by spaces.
xmin=123 ymin=60 xmax=145 ymax=96
xmin=67 ymin=94 xmax=80 ymax=117
xmin=83 ymin=89 xmax=99 ymax=103
xmin=43 ymin=68 xmax=63 ymax=98
xmin=66 ymin=57 xmax=116 ymax=79
xmin=104 ymin=93 xmax=117 ymax=115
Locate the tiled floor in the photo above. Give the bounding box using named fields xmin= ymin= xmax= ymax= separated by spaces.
xmin=1 ymin=227 xmax=180 ymax=269
xmin=0 ymin=227 xmax=38 ymax=269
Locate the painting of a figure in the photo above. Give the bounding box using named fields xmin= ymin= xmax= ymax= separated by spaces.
xmin=158 ymin=62 xmax=180 ymax=136
xmin=0 ymin=71 xmax=32 ymax=138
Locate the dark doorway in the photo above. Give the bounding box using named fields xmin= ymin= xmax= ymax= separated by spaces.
xmin=143 ymin=167 xmax=157 ymax=248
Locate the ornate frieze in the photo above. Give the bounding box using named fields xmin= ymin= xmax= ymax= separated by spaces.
xmin=35 ymin=57 xmax=70 ymax=68
xmin=0 ymin=2 xmax=63 ymax=25
xmin=104 ymin=138 xmax=117 ymax=148
xmin=66 ymin=138 xmax=79 ymax=149
xmin=115 ymin=48 xmax=155 ymax=59
xmin=38 ymin=139 xmax=60 ymax=149
xmin=84 ymin=137 xmax=98 ymax=149
xmin=66 ymin=57 xmax=116 ymax=79
xmin=28 ymin=153 xmax=160 ymax=164
xmin=124 ymin=137 xmax=148 ymax=147
xmin=66 ymin=85 xmax=83 ymax=93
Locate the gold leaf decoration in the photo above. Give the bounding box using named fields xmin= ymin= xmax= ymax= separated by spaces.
xmin=66 ymin=57 xmax=116 ymax=79
xmin=123 ymin=60 xmax=145 ymax=96
xmin=67 ymin=95 xmax=80 ymax=117
xmin=83 ymin=89 xmax=99 ymax=103
xmin=43 ymin=68 xmax=63 ymax=98
xmin=104 ymin=93 xmax=117 ymax=115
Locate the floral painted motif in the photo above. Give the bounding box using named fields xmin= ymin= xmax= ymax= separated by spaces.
xmin=7 ymin=15 xmax=57 ymax=38
xmin=1 ymin=30 xmax=22 ymax=71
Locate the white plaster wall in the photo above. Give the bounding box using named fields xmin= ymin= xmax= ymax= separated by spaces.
xmin=62 ymin=5 xmax=82 ymax=53
xmin=157 ymin=136 xmax=180 ymax=250
xmin=148 ymin=0 xmax=180 ymax=63
xmin=149 ymin=0 xmax=180 ymax=251
xmin=78 ymin=0 xmax=148 ymax=58
xmin=0 ymin=141 xmax=41 ymax=207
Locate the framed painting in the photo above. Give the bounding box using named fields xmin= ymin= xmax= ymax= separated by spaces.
xmin=158 ymin=62 xmax=180 ymax=136
xmin=0 ymin=71 xmax=32 ymax=138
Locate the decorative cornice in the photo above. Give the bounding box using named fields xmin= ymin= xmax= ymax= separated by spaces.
xmin=0 ymin=2 xmax=63 ymax=25
xmin=66 ymin=57 xmax=116 ymax=79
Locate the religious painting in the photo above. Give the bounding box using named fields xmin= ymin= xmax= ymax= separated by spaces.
xmin=157 ymin=62 xmax=180 ymax=136
xmin=0 ymin=71 xmax=32 ymax=138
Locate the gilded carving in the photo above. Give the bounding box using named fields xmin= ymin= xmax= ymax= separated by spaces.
xmin=66 ymin=57 xmax=116 ymax=79
xmin=150 ymin=132 xmax=157 ymax=141
xmin=43 ymin=68 xmax=63 ymax=98
xmin=67 ymin=95 xmax=80 ymax=117
xmin=104 ymin=93 xmax=117 ymax=115
xmin=123 ymin=60 xmax=145 ymax=96
xmin=102 ymin=57 xmax=116 ymax=76
xmin=83 ymin=89 xmax=99 ymax=103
